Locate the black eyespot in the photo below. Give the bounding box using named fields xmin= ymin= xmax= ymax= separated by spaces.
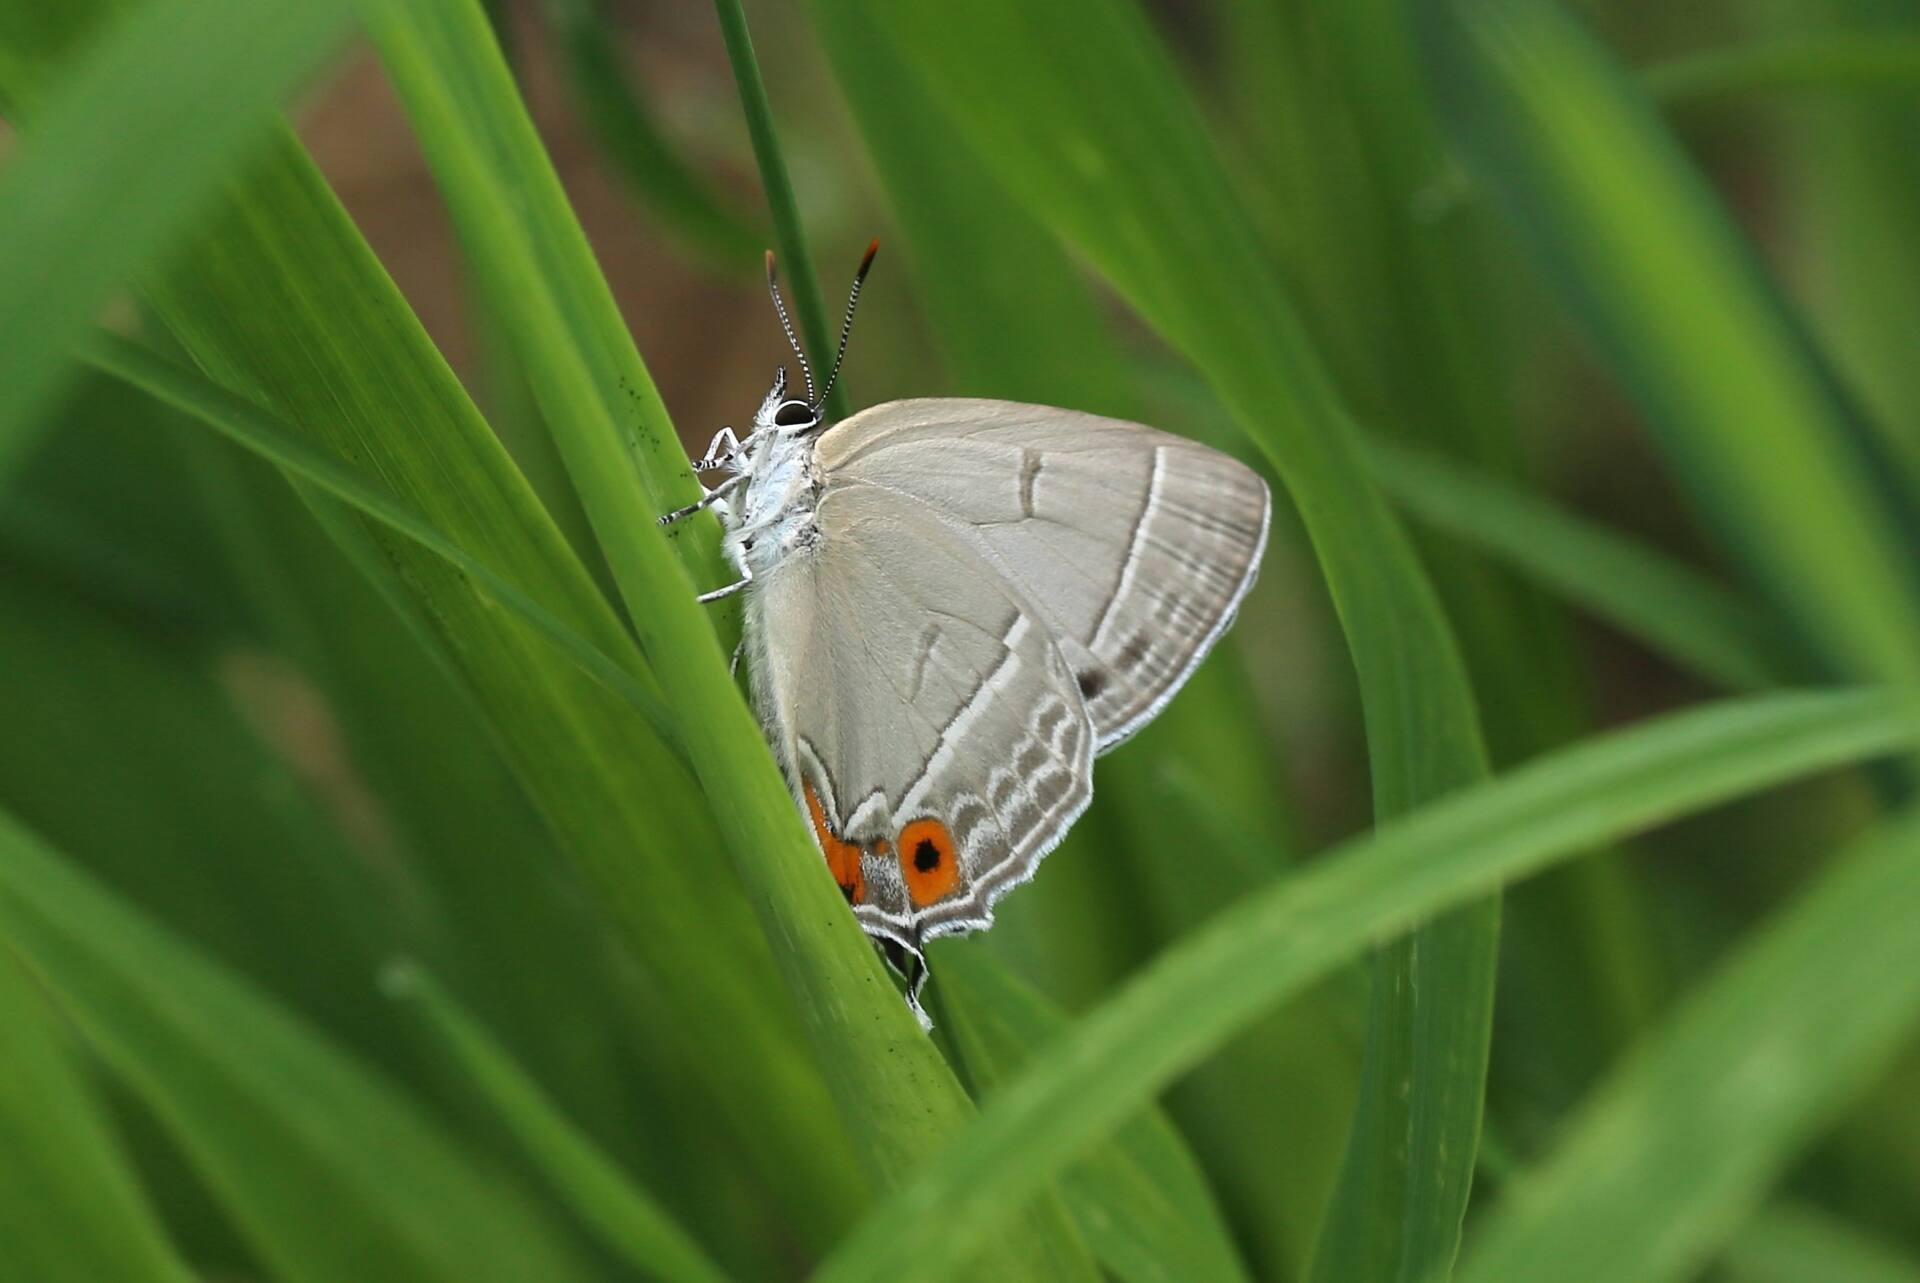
xmin=1077 ymin=669 xmax=1107 ymax=699
xmin=773 ymin=400 xmax=816 ymax=428
xmin=913 ymin=838 xmax=941 ymax=872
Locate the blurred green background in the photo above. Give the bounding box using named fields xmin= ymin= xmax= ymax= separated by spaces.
xmin=2 ymin=1 xmax=1919 ymax=1280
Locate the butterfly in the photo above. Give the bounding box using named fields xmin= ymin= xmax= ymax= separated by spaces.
xmin=662 ymin=242 xmax=1269 ymax=1018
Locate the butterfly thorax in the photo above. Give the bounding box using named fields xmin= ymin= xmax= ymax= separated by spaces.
xmin=712 ymin=380 xmax=826 ymax=581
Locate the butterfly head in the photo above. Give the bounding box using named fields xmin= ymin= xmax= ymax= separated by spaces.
xmin=758 ymin=385 xmax=822 ymax=438
xmin=759 ymin=239 xmax=879 ymax=430
xmin=748 ymin=365 xmax=820 ymax=439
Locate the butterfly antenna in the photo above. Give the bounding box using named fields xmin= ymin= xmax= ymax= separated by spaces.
xmin=812 ymin=238 xmax=880 ymax=412
xmin=764 ymin=249 xmax=816 ymax=403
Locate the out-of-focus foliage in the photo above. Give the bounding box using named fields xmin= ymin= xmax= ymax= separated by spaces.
xmin=1 ymin=0 xmax=1917 ymax=1280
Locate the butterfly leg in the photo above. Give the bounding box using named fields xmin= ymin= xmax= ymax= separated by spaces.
xmin=879 ymin=935 xmax=934 ymax=1032
xmin=657 ymin=473 xmax=746 ymax=528
xmin=691 ymin=425 xmax=768 ymax=473
xmin=695 ymin=558 xmax=752 ymax=604
xmin=692 ymin=425 xmax=743 ymax=471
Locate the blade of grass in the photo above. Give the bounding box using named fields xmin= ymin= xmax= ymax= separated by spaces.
xmin=711 ymin=0 xmax=845 ymax=420
xmin=1762 ymin=3 xmax=1920 ymax=532
xmin=367 ymin=6 xmax=1092 ymax=1274
xmin=157 ymin=411 xmax=670 ymax=1212
xmin=820 ymin=5 xmax=1497 ymax=1275
xmin=1301 ymin=0 xmax=1674 ymax=1176
xmin=0 ymin=0 xmax=355 ymax=478
xmin=1423 ymin=0 xmax=1920 ymax=694
xmin=1365 ymin=436 xmax=1803 ymax=691
xmin=1 ymin=0 xmax=867 ymax=1248
xmin=806 ymin=16 xmax=1346 ymax=1270
xmin=129 ymin=122 xmax=859 ymax=1246
xmin=1647 ymin=34 xmax=1920 ymax=107
xmin=381 ymin=962 xmax=731 ymax=1283
xmin=1453 ymin=807 xmax=1920 ymax=1283
xmin=545 ymin=0 xmax=763 ymax=275
xmin=938 ymin=951 xmax=1254 ymax=1283
xmin=809 ymin=688 xmax=1917 ymax=1283
xmin=0 ymin=807 xmax=612 ymax=1283
xmin=83 ymin=331 xmax=678 ymax=751
xmin=0 ymin=952 xmax=193 ymax=1283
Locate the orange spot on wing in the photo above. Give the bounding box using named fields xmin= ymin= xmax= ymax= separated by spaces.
xmin=805 ymin=782 xmax=866 ymax=905
xmin=897 ymin=817 xmax=961 ymax=907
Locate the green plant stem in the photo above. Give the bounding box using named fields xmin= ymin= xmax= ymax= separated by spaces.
xmin=711 ymin=0 xmax=848 ymax=420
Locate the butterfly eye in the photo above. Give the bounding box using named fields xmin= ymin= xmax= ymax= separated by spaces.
xmin=773 ymin=400 xmax=817 ymax=429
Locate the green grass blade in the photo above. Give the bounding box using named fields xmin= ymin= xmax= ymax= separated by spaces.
xmin=367 ymin=8 xmax=1086 ymax=1272
xmin=0 ymin=952 xmax=193 ymax=1283
xmin=1721 ymin=1202 xmax=1920 ymax=1283
xmin=378 ymin=0 xmax=726 ymax=583
xmin=939 ymin=951 xmax=1253 ymax=1283
xmin=1763 ymin=2 xmax=1920 ymax=516
xmin=809 ymin=688 xmax=1916 ymax=1283
xmin=0 ymin=808 xmax=610 ymax=1283
xmin=1454 ymin=808 xmax=1920 ymax=1283
xmin=806 ymin=20 xmax=1347 ymax=1265
xmin=0 ymin=0 xmax=354 ymax=479
xmin=807 ymin=5 xmax=1134 ymax=414
xmin=1647 ymin=34 xmax=1920 ymax=107
xmin=1366 ymin=437 xmax=1803 ymax=691
xmin=83 ymin=332 xmax=679 ymax=751
xmin=545 ymin=0 xmax=762 ymax=274
xmin=817 ymin=5 xmax=1497 ymax=1274
xmin=711 ymin=0 xmax=845 ymax=419
xmin=1424 ymin=0 xmax=1920 ymax=692
xmin=382 ymin=962 xmax=731 ymax=1283
xmin=112 ymin=112 xmax=862 ymax=1242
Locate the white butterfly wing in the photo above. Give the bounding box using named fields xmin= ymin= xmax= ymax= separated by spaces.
xmin=748 ymin=481 xmax=1095 ymax=944
xmin=816 ymin=398 xmax=1271 ymax=749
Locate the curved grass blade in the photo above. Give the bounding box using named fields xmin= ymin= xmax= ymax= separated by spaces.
xmin=382 ymin=962 xmax=731 ymax=1283
xmin=1366 ymin=437 xmax=1803 ymax=691
xmin=809 ymin=688 xmax=1917 ymax=1283
xmin=1423 ymin=0 xmax=1920 ymax=693
xmin=1647 ymin=35 xmax=1920 ymax=107
xmin=0 ymin=0 xmax=355 ymax=480
xmin=367 ymin=8 xmax=1089 ymax=1273
xmin=83 ymin=331 xmax=679 ymax=753
xmin=938 ymin=951 xmax=1253 ymax=1283
xmin=0 ymin=808 xmax=611 ymax=1283
xmin=0 ymin=952 xmax=193 ymax=1283
xmin=818 ymin=5 xmax=1496 ymax=1274
xmin=806 ymin=14 xmax=1347 ymax=1269
xmin=133 ymin=120 xmax=859 ymax=1247
xmin=1454 ymin=808 xmax=1920 ymax=1283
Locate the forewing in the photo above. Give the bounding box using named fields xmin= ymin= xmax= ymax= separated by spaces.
xmin=749 ymin=482 xmax=1094 ymax=944
xmin=817 ymin=399 xmax=1270 ymax=749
